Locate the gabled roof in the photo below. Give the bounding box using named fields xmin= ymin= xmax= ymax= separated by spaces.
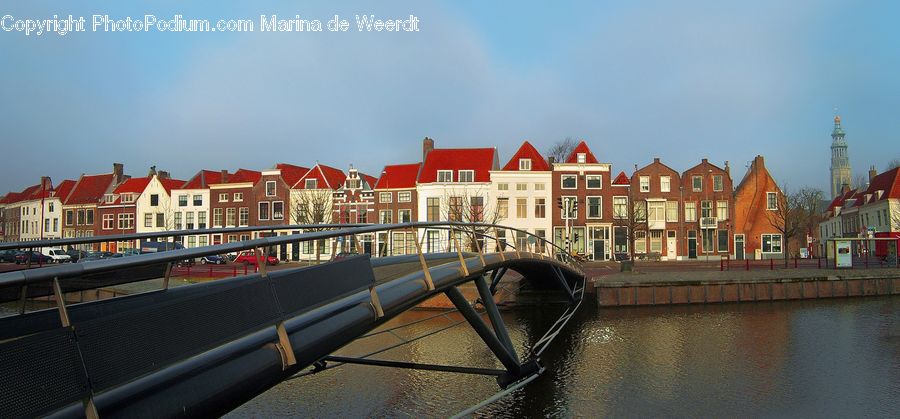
xmin=0 ymin=184 xmax=40 ymax=205
xmin=564 ymin=141 xmax=599 ymax=164
xmin=361 ymin=173 xmax=378 ymax=189
xmin=374 ymin=163 xmax=422 ymax=189
xmin=276 ymin=163 xmax=310 ymax=187
xmin=181 ymin=170 xmax=227 ymax=190
xmin=65 ymin=173 xmax=116 ymax=205
xmin=501 ymin=141 xmax=550 ymax=171
xmin=612 ymin=171 xmax=631 ymax=186
xmin=227 ymin=169 xmax=262 ymax=184
xmin=295 ymin=164 xmax=346 ymax=190
xmin=53 ymin=180 xmax=76 ymax=201
xmin=862 ymin=167 xmax=900 ymax=202
xmin=419 ymin=148 xmax=496 ymax=183
xmin=159 ymin=178 xmax=186 ymax=194
xmin=635 ymin=158 xmax=679 ymax=177
xmin=113 ymin=177 xmax=152 ymax=194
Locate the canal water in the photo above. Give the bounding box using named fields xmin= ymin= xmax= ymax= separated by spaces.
xmin=229 ymin=296 xmax=899 ymax=417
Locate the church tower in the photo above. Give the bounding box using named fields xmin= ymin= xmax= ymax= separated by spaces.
xmin=830 ymin=115 xmax=851 ymax=199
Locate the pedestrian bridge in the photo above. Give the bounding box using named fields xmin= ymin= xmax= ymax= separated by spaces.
xmin=0 ymin=222 xmax=584 ymax=418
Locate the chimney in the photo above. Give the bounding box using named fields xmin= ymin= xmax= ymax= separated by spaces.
xmin=841 ymin=183 xmax=851 ymax=195
xmin=701 ymin=158 xmax=709 ymax=164
xmin=653 ymin=157 xmax=660 ymax=164
xmin=148 ymin=165 xmax=157 ymax=177
xmin=40 ymin=176 xmax=52 ymax=191
xmin=220 ymin=169 xmax=229 ymax=184
xmin=725 ymin=160 xmax=731 ymax=176
xmin=113 ymin=163 xmax=124 ymax=183
xmin=423 ymin=137 xmax=434 ymax=162
xmin=158 ymin=171 xmax=170 ymax=180
xmin=548 ymin=156 xmax=556 ymax=167
xmin=869 ymin=165 xmax=877 ymax=184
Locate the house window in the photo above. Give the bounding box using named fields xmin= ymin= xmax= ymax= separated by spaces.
xmin=519 ymin=159 xmax=532 ymax=171
xmin=497 ymin=183 xmax=508 ymax=191
xmin=265 ymin=181 xmax=276 ymax=196
xmin=239 ymin=207 xmax=249 ymax=226
xmin=178 ymin=195 xmax=188 ymax=207
xmin=650 ymin=231 xmax=662 ymax=253
xmin=150 ymin=194 xmax=159 ymax=206
xmin=576 ymin=153 xmax=586 ymax=164
xmin=562 ymin=197 xmax=577 ymax=219
xmin=634 ymin=201 xmax=647 ymax=222
xmin=661 ymin=176 xmax=671 ymax=192
xmin=379 ymin=210 xmax=392 ymax=224
xmin=104 ymin=194 xmax=114 ymax=203
xmin=702 ymin=229 xmax=714 ymax=253
xmin=213 ymin=208 xmax=223 ymax=226
xmin=198 ymin=211 xmax=207 ymax=229
xmin=346 ymin=178 xmax=360 ymax=189
xmin=119 ymin=213 xmax=135 ymax=230
xmin=665 ymin=201 xmax=678 ymax=222
xmin=144 ymin=213 xmax=153 ymax=228
xmin=713 ymin=175 xmax=724 ymax=192
xmin=447 ymin=197 xmax=463 ymax=221
xmin=174 ymin=212 xmax=182 ymax=229
xmin=587 ymin=197 xmax=602 ymax=219
xmin=516 ymin=183 xmax=527 ymax=191
xmin=273 ymin=201 xmax=284 ymax=220
xmin=639 ymin=176 xmax=650 ymax=192
xmin=259 ymin=202 xmax=270 ymax=220
xmin=634 ymin=231 xmax=647 ymax=254
xmin=535 ymin=183 xmax=545 ymax=191
xmin=762 ymin=234 xmax=782 ymax=253
xmin=380 ymin=192 xmax=392 ymax=203
xmin=561 ymin=175 xmax=577 ymax=189
xmin=187 ymin=236 xmax=196 ymax=248
xmin=219 ymin=193 xmax=228 ymax=202
xmin=226 ymin=208 xmax=236 ymax=226
xmin=497 ymin=198 xmax=509 ymax=219
xmin=586 ymin=175 xmax=602 ymax=189
xmin=516 ymin=198 xmax=527 ymax=218
xmin=692 ymin=176 xmax=702 ymax=192
xmin=65 ymin=210 xmax=74 ymax=226
xmin=767 ymin=192 xmax=777 ymax=210
xmin=193 ymin=195 xmax=202 ymax=206
xmin=357 ymin=211 xmax=367 ymax=224
xmin=718 ymin=229 xmax=728 ymax=252
xmin=86 ymin=209 xmax=94 ymax=225
xmin=437 ymin=170 xmax=453 ymax=182
xmin=685 ymin=202 xmax=697 ymax=221
xmin=458 ymin=170 xmax=474 ymax=182
xmin=187 ymin=212 xmax=195 ymax=229
xmin=100 ymin=214 xmax=113 ymax=230
xmin=535 ymin=198 xmax=546 ymax=218
xmin=471 ymin=196 xmax=485 ymax=221
xmin=701 ymin=201 xmax=713 ymax=218
xmin=121 ymin=194 xmax=135 ymax=204
xmin=156 ymin=213 xmax=164 ymax=228
xmin=233 ymin=192 xmax=243 ymax=202
xmin=305 ymin=179 xmax=318 ymax=189
xmin=648 ymin=201 xmax=665 ymax=222
xmin=716 ymin=201 xmax=728 ymax=221
xmin=420 ymin=197 xmax=437 ymax=222
xmin=398 ymin=191 xmax=411 ymax=202
xmin=613 ymin=196 xmax=627 ymax=219
xmin=398 ymin=209 xmax=411 ymax=223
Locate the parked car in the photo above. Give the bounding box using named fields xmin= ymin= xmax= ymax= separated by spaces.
xmin=41 ymin=248 xmax=72 ymax=263
xmin=15 ymin=251 xmax=52 ymax=265
xmin=79 ymin=251 xmax=114 ymax=262
xmin=200 ymin=255 xmax=226 ymax=265
xmin=614 ymin=252 xmax=631 ymax=262
xmin=0 ymin=249 xmax=17 ymax=263
xmin=233 ymin=251 xmax=279 ymax=266
xmin=333 ymin=251 xmax=360 ymax=261
xmin=65 ymin=249 xmax=89 ymax=262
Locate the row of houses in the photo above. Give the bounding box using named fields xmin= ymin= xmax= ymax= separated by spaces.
xmin=818 ymin=166 xmax=900 ymax=249
xmin=0 ymin=138 xmax=791 ymax=261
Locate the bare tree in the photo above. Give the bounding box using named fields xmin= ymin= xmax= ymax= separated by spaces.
xmin=886 ymin=158 xmax=900 ymax=171
xmin=853 ymin=173 xmax=869 ymax=190
xmin=440 ymin=188 xmax=504 ymax=252
xmin=611 ymin=188 xmax=648 ymax=260
xmin=545 ymin=137 xmax=578 ymax=164
xmin=765 ymin=185 xmax=823 ymax=265
xmin=292 ymin=189 xmax=333 ymax=262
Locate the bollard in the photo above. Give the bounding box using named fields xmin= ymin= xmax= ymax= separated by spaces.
xmin=209 ymin=265 xmax=213 ymax=277
xmin=818 ymin=257 xmax=821 ymax=269
xmin=746 ymin=259 xmax=750 ymax=271
xmin=794 ymin=257 xmax=798 ymax=268
xmin=770 ymin=259 xmax=774 ymax=270
xmin=244 ymin=265 xmax=248 ymax=275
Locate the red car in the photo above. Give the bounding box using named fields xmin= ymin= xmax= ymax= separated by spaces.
xmin=233 ymin=251 xmax=279 ymax=266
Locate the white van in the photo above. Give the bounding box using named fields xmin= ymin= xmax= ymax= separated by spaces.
xmin=41 ymin=248 xmax=72 ymax=263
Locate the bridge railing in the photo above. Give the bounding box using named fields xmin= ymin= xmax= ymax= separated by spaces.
xmin=0 ymin=222 xmax=581 ymax=309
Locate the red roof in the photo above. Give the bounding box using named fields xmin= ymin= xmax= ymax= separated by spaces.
xmin=295 ymin=164 xmax=346 ymax=190
xmin=565 ymin=141 xmax=599 ymax=164
xmin=0 ymin=184 xmax=40 ymax=205
xmin=419 ymin=148 xmax=496 ymax=183
xmin=862 ymin=167 xmax=900 ymax=202
xmin=113 ymin=177 xmax=152 ymax=194
xmin=374 ymin=163 xmax=421 ymax=189
xmin=159 ymin=178 xmax=185 ymax=193
xmin=501 ymin=141 xmax=550 ymax=171
xmin=360 ymin=173 xmax=378 ymax=189
xmin=53 ymin=180 xmax=76 ymax=201
xmin=228 ymin=169 xmax=261 ymax=184
xmin=612 ymin=171 xmax=631 ymax=186
xmin=181 ymin=170 xmax=227 ymax=189
xmin=276 ymin=163 xmax=310 ymax=187
xmin=65 ymin=173 xmax=116 ymax=205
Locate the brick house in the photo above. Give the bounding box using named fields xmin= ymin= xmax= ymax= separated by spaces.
xmin=332 ymin=166 xmax=377 ymax=253
xmin=290 ymin=163 xmax=345 ymax=260
xmin=629 ymin=158 xmax=683 ymax=260
xmin=97 ymin=177 xmax=151 ymax=252
xmin=734 ymin=155 xmax=784 ymax=260
xmin=62 ymin=163 xmax=127 ymax=249
xmin=551 ymin=141 xmax=616 ymax=260
xmin=373 ymin=162 xmax=422 ymax=255
xmin=490 ymin=141 xmax=552 ymax=252
xmin=208 ymin=169 xmax=261 ymax=245
xmin=680 ymin=158 xmax=734 ymax=259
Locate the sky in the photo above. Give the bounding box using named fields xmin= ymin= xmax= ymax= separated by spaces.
xmin=1 ymin=0 xmax=899 ymax=194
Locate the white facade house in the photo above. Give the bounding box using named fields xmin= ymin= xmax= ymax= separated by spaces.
xmin=171 ymin=170 xmax=225 ymax=248
xmin=135 ymin=174 xmax=185 ymax=236
xmin=18 ymin=178 xmax=72 ymax=241
xmin=489 ymin=141 xmax=552 ymax=252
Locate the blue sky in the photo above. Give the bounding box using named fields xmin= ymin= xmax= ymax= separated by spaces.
xmin=1 ymin=0 xmax=898 ymax=193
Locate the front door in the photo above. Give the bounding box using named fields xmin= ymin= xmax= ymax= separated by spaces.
xmin=593 ymin=240 xmax=606 ymax=261
xmin=734 ymin=234 xmax=745 ymax=260
xmin=687 ymin=230 xmax=697 ymax=259
xmin=666 ymin=230 xmax=677 ymax=260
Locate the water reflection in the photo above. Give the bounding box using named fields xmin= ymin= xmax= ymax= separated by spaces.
xmin=228 ymin=297 xmax=899 ymax=418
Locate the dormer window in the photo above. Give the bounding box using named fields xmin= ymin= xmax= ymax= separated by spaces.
xmin=437 ymin=170 xmax=453 ymax=182
xmin=305 ymin=179 xmax=317 ymax=189
xmin=122 ymin=194 xmax=136 ymax=204
xmin=265 ymin=181 xmax=276 ymax=196
xmin=104 ymin=194 xmax=114 ymax=203
xmin=519 ymin=159 xmax=532 ymax=171
xmin=577 ymin=153 xmax=586 ymax=164
xmin=458 ymin=170 xmax=474 ymax=182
